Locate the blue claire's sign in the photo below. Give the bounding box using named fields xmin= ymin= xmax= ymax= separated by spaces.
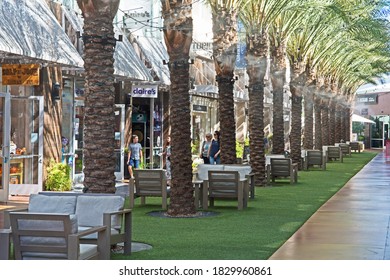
xmin=131 ymin=84 xmax=158 ymax=98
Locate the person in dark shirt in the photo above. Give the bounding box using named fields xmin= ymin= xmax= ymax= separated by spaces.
xmin=208 ymin=131 xmax=221 ymax=164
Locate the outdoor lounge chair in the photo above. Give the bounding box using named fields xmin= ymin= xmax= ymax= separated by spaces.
xmin=131 ymin=169 xmax=169 ymax=210
xmin=350 ymin=142 xmax=361 ymax=153
xmin=9 ymin=212 xmax=109 ymax=260
xmin=339 ymin=143 xmax=351 ymax=157
xmin=303 ymin=150 xmax=326 ymax=171
xmin=327 ymin=146 xmax=343 ymax=162
xmin=202 ymin=170 xmax=249 ymax=210
xmin=266 ymin=158 xmax=298 ymax=184
xmin=2 ymin=193 xmax=132 ymax=257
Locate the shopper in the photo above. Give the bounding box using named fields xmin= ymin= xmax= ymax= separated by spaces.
xmin=200 ymin=133 xmax=212 ymax=164
xmin=208 ymin=131 xmax=221 ymax=164
xmin=127 ymin=135 xmax=143 ymax=179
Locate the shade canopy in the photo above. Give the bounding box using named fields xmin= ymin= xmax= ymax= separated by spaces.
xmin=0 ymin=0 xmax=83 ymax=67
xmin=132 ymin=36 xmax=171 ymax=85
xmin=62 ymin=6 xmax=153 ymax=81
xmin=351 ymin=114 xmax=375 ymax=124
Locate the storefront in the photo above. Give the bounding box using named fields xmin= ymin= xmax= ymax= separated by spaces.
xmin=0 ymin=0 xmax=83 ymax=201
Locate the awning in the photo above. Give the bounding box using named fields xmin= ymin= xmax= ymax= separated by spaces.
xmin=113 ymin=31 xmax=153 ymax=81
xmin=132 ymin=36 xmax=171 ymax=85
xmin=351 ymin=114 xmax=375 ymax=124
xmin=62 ymin=6 xmax=152 ymax=81
xmin=0 ymin=0 xmax=83 ymax=68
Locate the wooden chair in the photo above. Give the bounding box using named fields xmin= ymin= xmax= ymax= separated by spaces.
xmin=267 ymin=158 xmax=298 ymax=184
xmin=131 ymin=169 xmax=169 ymax=210
xmin=350 ymin=142 xmax=361 ymax=153
xmin=9 ymin=212 xmax=109 ymax=260
xmin=339 ymin=143 xmax=351 ymax=157
xmin=327 ymin=146 xmax=343 ymax=162
xmin=303 ymin=150 xmax=326 ymax=171
xmin=202 ymin=171 xmax=249 ymax=210
xmin=3 ymin=194 xmax=132 ymax=256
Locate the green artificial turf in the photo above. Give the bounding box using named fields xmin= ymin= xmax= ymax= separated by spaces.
xmin=112 ymin=151 xmax=378 ymax=260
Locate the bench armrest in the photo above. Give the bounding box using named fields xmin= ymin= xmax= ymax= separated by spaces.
xmin=103 ymin=209 xmax=132 ymax=255
xmin=0 ymin=229 xmax=12 ymax=260
xmin=4 ymin=207 xmax=28 ymax=228
xmin=69 ymin=225 xmax=109 ymax=260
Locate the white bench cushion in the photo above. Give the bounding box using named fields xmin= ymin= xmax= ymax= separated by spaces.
xmin=75 ymin=195 xmax=124 ymax=228
xmin=196 ymin=164 xmax=224 ymax=181
xmin=223 ymin=165 xmax=252 ymax=180
xmin=28 ymin=194 xmax=77 ymax=214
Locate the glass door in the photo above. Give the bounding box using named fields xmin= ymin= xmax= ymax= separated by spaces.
xmin=0 ymin=93 xmax=43 ymax=201
xmin=0 ymin=93 xmax=11 ymax=202
xmin=114 ymin=104 xmax=125 ymax=181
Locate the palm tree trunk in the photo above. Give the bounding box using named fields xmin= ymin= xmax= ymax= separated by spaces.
xmin=329 ymin=99 xmax=336 ymax=145
xmin=270 ymin=42 xmax=286 ymax=154
xmin=290 ymin=86 xmax=303 ymax=168
xmin=345 ymin=106 xmax=351 ymax=142
xmin=217 ymin=76 xmax=237 ymax=163
xmin=247 ymin=64 xmax=266 ymax=185
xmin=335 ymin=104 xmax=342 ymax=143
xmin=162 ymin=0 xmax=195 ymax=216
xmin=246 ymin=32 xmax=267 ymax=185
xmin=77 ymin=0 xmax=120 ymax=193
xmin=212 ymin=8 xmax=238 ymax=164
xmin=321 ymin=98 xmax=330 ymax=146
xmin=314 ymin=96 xmax=322 ymax=150
xmin=303 ymin=89 xmax=314 ymax=150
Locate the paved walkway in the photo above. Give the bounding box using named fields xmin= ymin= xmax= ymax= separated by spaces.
xmin=270 ymin=150 xmax=390 ymax=260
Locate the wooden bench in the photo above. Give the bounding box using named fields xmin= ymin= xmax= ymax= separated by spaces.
xmin=266 ymin=158 xmax=298 ymax=184
xmin=195 ymin=164 xmax=255 ymax=199
xmin=350 ymin=142 xmax=361 ymax=153
xmin=1 ymin=193 xmax=132 ymax=259
xmin=131 ymin=169 xmax=169 ymax=210
xmin=9 ymin=212 xmax=108 ymax=260
xmin=339 ymin=143 xmax=351 ymax=157
xmin=327 ymin=146 xmax=343 ymax=162
xmin=202 ymin=170 xmax=249 ymax=210
xmin=303 ymin=150 xmax=326 ymax=171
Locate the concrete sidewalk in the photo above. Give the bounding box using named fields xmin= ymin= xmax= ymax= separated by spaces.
xmin=269 ymin=150 xmax=390 ymax=260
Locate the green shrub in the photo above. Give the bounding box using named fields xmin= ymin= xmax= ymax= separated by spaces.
xmin=236 ymin=137 xmax=250 ymax=159
xmin=191 ymin=139 xmax=200 ymax=155
xmin=236 ymin=141 xmax=244 ymax=158
xmin=45 ymin=159 xmax=72 ymax=191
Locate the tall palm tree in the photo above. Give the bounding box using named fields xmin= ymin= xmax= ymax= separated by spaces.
xmin=275 ymin=0 xmax=344 ymax=165
xmin=208 ymin=0 xmax=241 ymax=164
xmin=240 ymin=0 xmax=289 ymax=185
xmin=161 ymin=0 xmax=196 ymax=216
xmin=76 ymin=0 xmax=120 ymax=193
xmin=268 ymin=18 xmax=287 ymax=155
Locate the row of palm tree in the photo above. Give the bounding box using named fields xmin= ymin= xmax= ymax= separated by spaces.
xmin=78 ymin=0 xmax=390 ymax=216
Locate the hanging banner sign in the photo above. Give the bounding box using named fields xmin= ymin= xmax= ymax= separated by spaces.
xmin=131 ymin=84 xmax=158 ymax=98
xmin=2 ymin=64 xmax=40 ymax=85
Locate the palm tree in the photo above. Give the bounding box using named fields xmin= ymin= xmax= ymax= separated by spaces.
xmin=208 ymin=0 xmax=241 ymax=164
xmin=161 ymin=0 xmax=196 ymax=216
xmin=76 ymin=0 xmax=120 ymax=193
xmin=240 ymin=0 xmax=290 ymax=185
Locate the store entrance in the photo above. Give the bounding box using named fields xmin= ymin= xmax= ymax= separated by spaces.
xmin=114 ymin=104 xmax=125 ymax=181
xmin=0 ymin=93 xmax=44 ymax=202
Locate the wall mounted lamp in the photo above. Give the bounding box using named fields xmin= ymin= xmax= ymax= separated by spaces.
xmin=52 ymin=82 xmax=61 ymax=102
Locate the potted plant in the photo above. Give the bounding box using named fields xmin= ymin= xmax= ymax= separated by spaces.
xmin=45 ymin=159 xmax=72 ymax=191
